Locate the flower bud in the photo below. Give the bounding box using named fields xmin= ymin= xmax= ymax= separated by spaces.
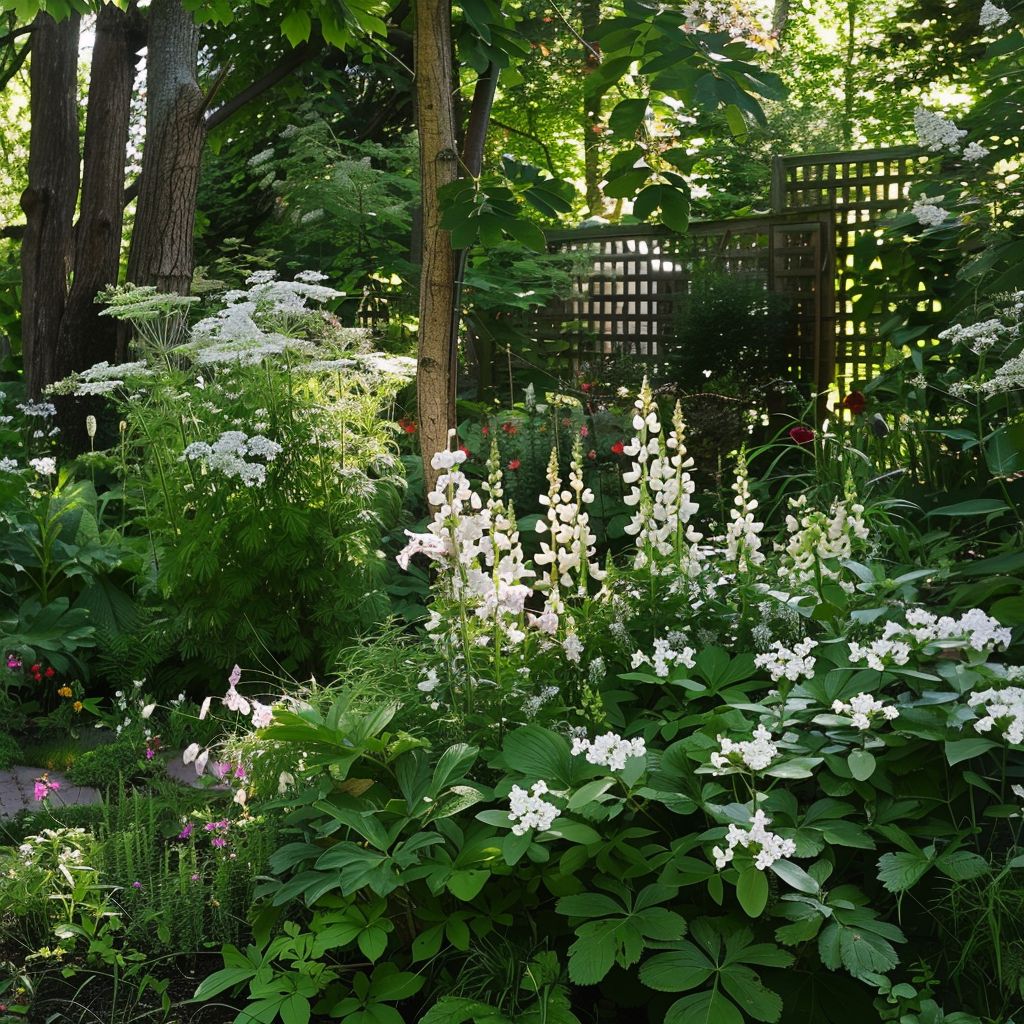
xmin=119 ymin=420 xmax=127 ymax=434
xmin=85 ymin=415 xmax=97 ymax=438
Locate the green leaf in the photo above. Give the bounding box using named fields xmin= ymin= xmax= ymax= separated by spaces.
xmin=665 ymin=990 xmax=743 ymax=1024
xmin=768 ymin=859 xmax=819 ymax=895
xmin=847 ymin=749 xmax=876 ymax=781
xmin=720 ymin=965 xmax=783 ymax=1023
xmin=566 ymin=921 xmax=618 ymax=985
xmin=447 ymin=870 xmax=490 ymax=902
xmin=736 ymin=868 xmax=768 ymax=918
xmin=877 ymin=851 xmax=931 ymax=893
xmin=936 ymin=850 xmax=990 ymax=882
xmin=608 ymin=97 xmax=649 ymax=138
xmin=926 ymin=499 xmax=1008 ymax=518
xmin=638 ymin=945 xmax=715 ymax=992
xmin=985 ymin=422 xmax=1024 ymax=478
xmin=280 ymin=8 xmax=312 ymax=45
xmin=501 ymin=727 xmax=573 ymax=788
xmin=556 ymin=892 xmax=623 ymax=918
xmin=659 ymin=187 xmax=690 ymax=233
xmin=945 ymin=737 xmax=998 ymax=765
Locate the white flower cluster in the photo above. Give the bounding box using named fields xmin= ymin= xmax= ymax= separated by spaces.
xmin=713 ymin=809 xmax=796 ymax=871
xmin=831 ymin=692 xmax=900 ymax=730
xmin=0 ymin=457 xmax=17 ymax=473
xmin=980 ymin=1 xmax=1010 ymax=29
xmin=969 ymin=687 xmax=1024 ymax=745
xmin=29 ymin=457 xmax=56 ymax=476
xmin=181 ymin=430 xmax=282 ymax=487
xmin=571 ymin=731 xmax=646 ymax=771
xmin=723 ymin=448 xmax=764 ymax=571
xmin=777 ymin=490 xmax=868 ymax=588
xmin=963 ymin=141 xmax=990 ymax=162
xmin=632 ymin=631 xmax=697 ymax=677
xmin=710 ymin=724 xmax=779 ymax=774
xmin=535 ymin=443 xmax=604 ymax=620
xmin=912 ymin=197 xmax=950 ymax=228
xmin=622 ymin=383 xmax=703 ymax=573
xmin=755 ymin=638 xmax=817 ymax=683
xmin=982 ymin=351 xmax=1024 ymax=395
xmin=938 ymin=317 xmax=1008 ymax=354
xmin=848 ymin=630 xmax=911 ymax=671
xmin=913 ymin=108 xmax=966 ymax=153
xmin=508 ymin=780 xmax=561 ymax=835
xmin=898 ymin=607 xmax=1012 ymax=652
xmin=17 ymin=401 xmax=57 ymax=418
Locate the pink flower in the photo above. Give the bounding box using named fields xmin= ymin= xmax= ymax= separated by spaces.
xmin=178 ymin=823 xmax=194 ymax=840
xmin=508 ymin=459 xmax=521 ymax=471
xmin=33 ymin=776 xmax=60 ymax=802
xmin=131 ymin=880 xmax=142 ymax=890
xmin=228 ymin=665 xmax=241 ymax=688
xmin=211 ymin=837 xmax=227 ymax=848
xmin=580 ymin=425 xmax=589 ymax=437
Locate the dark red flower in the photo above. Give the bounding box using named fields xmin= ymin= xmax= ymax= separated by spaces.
xmin=508 ymin=458 xmax=521 ymax=471
xmin=580 ymin=382 xmax=592 ymax=393
xmin=789 ymin=426 xmax=815 ymax=446
xmin=587 ymin=449 xmax=597 ymax=460
xmin=611 ymin=440 xmax=625 ymax=455
xmin=459 ymin=444 xmax=470 ymax=457
xmin=841 ymin=391 xmax=867 ymax=415
xmin=44 ymin=667 xmax=55 ymax=678
xmin=481 ymin=424 xmax=490 ymax=436
xmin=501 ymin=421 xmax=517 ymax=436
xmin=398 ymin=417 xmax=417 ymax=435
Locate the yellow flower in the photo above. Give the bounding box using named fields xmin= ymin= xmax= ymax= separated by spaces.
xmin=72 ymin=701 xmax=83 ymax=713
xmin=57 ymin=685 xmax=73 ymax=698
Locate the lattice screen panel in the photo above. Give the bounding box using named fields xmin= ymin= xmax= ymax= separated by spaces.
xmin=771 ymin=147 xmax=930 ymax=391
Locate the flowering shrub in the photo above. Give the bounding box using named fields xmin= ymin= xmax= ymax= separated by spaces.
xmin=54 ymin=274 xmax=412 ymax=672
xmin=177 ymin=379 xmax=1024 ymax=1024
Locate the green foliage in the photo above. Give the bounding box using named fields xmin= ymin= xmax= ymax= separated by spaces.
xmin=66 ymin=738 xmax=145 ymax=790
xmin=0 ymin=729 xmax=21 ymax=769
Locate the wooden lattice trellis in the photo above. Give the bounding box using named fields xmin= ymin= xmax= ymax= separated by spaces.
xmin=770 ymin=146 xmax=931 ymax=391
xmin=541 ymin=213 xmax=830 ymax=389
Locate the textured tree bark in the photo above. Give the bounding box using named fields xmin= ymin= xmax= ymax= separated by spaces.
xmin=20 ymin=11 xmax=80 ymax=398
xmin=414 ymin=0 xmax=459 ymax=493
xmin=126 ymin=0 xmax=203 ymax=293
xmin=54 ymin=3 xmax=143 ymax=392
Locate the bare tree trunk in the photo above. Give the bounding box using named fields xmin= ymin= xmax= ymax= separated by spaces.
xmin=126 ymin=0 xmax=203 ymax=293
xmin=54 ymin=3 xmax=142 ymax=397
xmin=772 ymin=0 xmax=791 ymax=39
xmin=414 ymin=0 xmax=459 ymax=493
xmin=580 ymin=0 xmax=605 ymax=217
xmin=20 ymin=11 xmax=80 ymax=398
xmin=842 ymin=0 xmax=857 ymax=149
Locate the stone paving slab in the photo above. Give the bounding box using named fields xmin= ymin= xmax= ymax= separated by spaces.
xmin=0 ymin=765 xmax=101 ymax=819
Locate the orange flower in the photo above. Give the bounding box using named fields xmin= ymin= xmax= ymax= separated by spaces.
xmin=72 ymin=701 xmax=83 ymax=713
xmin=57 ymin=685 xmax=73 ymax=698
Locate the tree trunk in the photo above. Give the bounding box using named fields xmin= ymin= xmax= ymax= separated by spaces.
xmin=54 ymin=3 xmax=142 ymax=400
xmin=842 ymin=0 xmax=857 ymax=149
xmin=414 ymin=0 xmax=459 ymax=493
xmin=126 ymin=0 xmax=203 ymax=293
xmin=20 ymin=11 xmax=80 ymax=398
xmin=580 ymin=0 xmax=605 ymax=217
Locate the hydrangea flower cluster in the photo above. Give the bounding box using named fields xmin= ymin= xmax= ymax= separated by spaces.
xmin=913 ymin=108 xmax=967 ymax=153
xmin=534 ymin=441 xmax=604 ymax=621
xmin=181 ymin=431 xmax=282 ymax=487
xmin=912 ymin=196 xmax=950 ymax=228
xmin=723 ymin=448 xmax=765 ymax=571
xmin=754 ymin=638 xmax=817 ymax=682
xmin=831 ymin=692 xmax=900 ymax=730
xmin=969 ymin=687 xmax=1024 ymax=745
xmin=571 ymin=732 xmax=647 ymax=771
xmin=622 ymin=382 xmax=703 ymax=574
xmin=712 ymin=810 xmax=796 ymax=871
xmin=777 ymin=488 xmax=868 ymax=589
xmin=507 ymin=780 xmax=561 ymax=835
xmin=980 ymin=1 xmax=1010 ymax=29
xmin=710 ymin=724 xmax=779 ymax=774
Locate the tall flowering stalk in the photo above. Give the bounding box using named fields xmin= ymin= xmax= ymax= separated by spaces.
xmin=723 ymin=448 xmax=765 ymax=573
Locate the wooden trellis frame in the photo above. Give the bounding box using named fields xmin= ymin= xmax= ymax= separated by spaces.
xmin=770 ymin=146 xmax=931 ymax=391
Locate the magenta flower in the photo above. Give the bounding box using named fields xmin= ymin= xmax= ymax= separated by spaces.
xmin=178 ymin=823 xmax=194 ymax=840
xmin=33 ymin=776 xmax=60 ymax=802
xmin=211 ymin=837 xmax=227 ymax=848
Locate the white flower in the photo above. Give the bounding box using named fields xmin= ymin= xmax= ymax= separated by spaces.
xmin=912 ymin=197 xmax=949 ymax=227
xmin=0 ymin=457 xmax=18 ymax=472
xmin=182 ymin=743 xmax=201 ymax=765
xmin=572 ymin=732 xmax=646 ymax=771
xmin=755 ymin=639 xmax=817 ymax=683
xmin=233 ymin=788 xmax=247 ymax=806
xmin=962 ymin=141 xmax=990 ymax=162
xmin=250 ymin=701 xmax=274 ymax=728
xmin=140 ymin=703 xmax=156 ymax=720
xmin=194 ymin=749 xmax=210 ymax=776
xmin=417 ymin=668 xmax=439 ymax=693
xmin=710 ymin=724 xmax=779 ymax=774
xmin=712 ymin=809 xmax=796 ymax=872
xmin=968 ymin=686 xmax=1024 ymax=745
xmin=980 ymin=1 xmax=1010 ymax=29
xmin=913 ymin=108 xmax=966 ymax=152
xmin=724 ymin=448 xmax=764 ymax=570
xmin=223 ymin=684 xmax=251 ymax=716
xmin=832 ymin=692 xmax=899 ymax=730
xmin=198 ymin=696 xmax=213 ymax=721
xmin=507 ymin=781 xmax=561 ymax=835
xmin=278 ymin=771 xmax=295 ymax=794
xmin=29 ymin=457 xmax=56 ymax=476
xmin=562 ymin=634 xmax=583 ymax=664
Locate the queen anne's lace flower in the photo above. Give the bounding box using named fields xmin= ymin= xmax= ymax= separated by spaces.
xmin=712 ymin=809 xmax=796 ymax=871
xmin=831 ymin=692 xmax=900 ymax=730
xmin=980 ymin=1 xmax=1010 ymax=29
xmin=572 ymin=732 xmax=646 ymax=771
xmin=710 ymin=724 xmax=779 ymax=773
xmin=181 ymin=430 xmax=281 ymax=487
xmin=507 ymin=780 xmax=561 ymax=835
xmin=913 ymin=108 xmax=966 ymax=152
xmin=912 ymin=197 xmax=950 ymax=227
xmin=962 ymin=141 xmax=990 ymax=162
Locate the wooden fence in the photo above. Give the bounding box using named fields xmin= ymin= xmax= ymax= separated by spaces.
xmin=540 ymin=145 xmax=930 ymax=396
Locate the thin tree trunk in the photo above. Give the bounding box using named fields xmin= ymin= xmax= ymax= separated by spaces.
xmin=20 ymin=11 xmax=80 ymax=398
xmin=126 ymin=0 xmax=203 ymax=293
xmin=580 ymin=0 xmax=605 ymax=217
xmin=842 ymin=0 xmax=856 ymax=149
xmin=414 ymin=0 xmax=459 ymax=492
xmin=54 ymin=3 xmax=142 ymax=402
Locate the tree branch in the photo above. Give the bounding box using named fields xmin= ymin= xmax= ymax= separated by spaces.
xmin=0 ymin=36 xmax=31 ymax=91
xmin=490 ymin=117 xmax=558 ymax=176
xmin=204 ymin=38 xmax=321 ymax=132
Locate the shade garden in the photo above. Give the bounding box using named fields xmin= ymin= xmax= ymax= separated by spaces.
xmin=2 ymin=0 xmax=1024 ymax=1022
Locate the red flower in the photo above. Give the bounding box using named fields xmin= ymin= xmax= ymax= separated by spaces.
xmin=789 ymin=426 xmax=815 ymax=446
xmin=481 ymin=424 xmax=490 ymax=436
xmin=501 ymin=421 xmax=517 ymax=436
xmin=508 ymin=459 xmax=521 ymax=471
xmin=580 ymin=425 xmax=589 ymax=438
xmin=841 ymin=391 xmax=867 ymax=415
xmin=580 ymin=382 xmax=592 ymax=393
xmin=611 ymin=440 xmax=625 ymax=455
xmin=398 ymin=417 xmax=416 ymax=435
xmin=459 ymin=444 xmax=470 ymax=458
xmin=587 ymin=449 xmax=597 ymax=460
xmin=44 ymin=667 xmax=55 ymax=678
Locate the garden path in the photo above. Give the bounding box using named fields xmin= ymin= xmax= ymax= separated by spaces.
xmin=0 ymin=766 xmax=101 ymax=818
